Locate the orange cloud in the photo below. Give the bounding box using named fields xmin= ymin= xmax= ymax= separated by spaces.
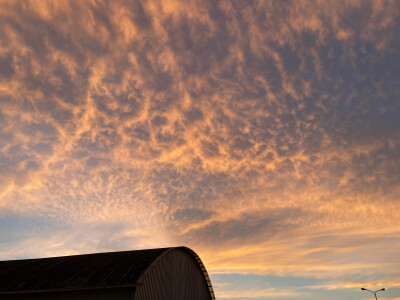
xmin=0 ymin=0 xmax=400 ymax=299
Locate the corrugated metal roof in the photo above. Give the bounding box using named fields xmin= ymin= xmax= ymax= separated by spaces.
xmin=0 ymin=247 xmax=171 ymax=294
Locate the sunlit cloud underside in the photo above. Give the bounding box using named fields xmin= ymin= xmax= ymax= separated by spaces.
xmin=0 ymin=0 xmax=399 ymax=299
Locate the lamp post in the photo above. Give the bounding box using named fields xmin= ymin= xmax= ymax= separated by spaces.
xmin=361 ymin=288 xmax=385 ymax=300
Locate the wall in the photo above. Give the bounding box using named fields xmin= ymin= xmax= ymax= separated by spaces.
xmin=134 ymin=249 xmax=211 ymax=300
xmin=0 ymin=287 xmax=135 ymax=300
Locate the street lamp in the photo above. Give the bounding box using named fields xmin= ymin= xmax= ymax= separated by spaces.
xmin=361 ymin=288 xmax=385 ymax=300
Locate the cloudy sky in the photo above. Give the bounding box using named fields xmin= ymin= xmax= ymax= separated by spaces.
xmin=0 ymin=0 xmax=400 ymax=299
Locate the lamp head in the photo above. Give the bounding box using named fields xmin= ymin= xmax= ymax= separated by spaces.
xmin=361 ymin=288 xmax=366 ymax=290
xmin=379 ymin=288 xmax=385 ymax=291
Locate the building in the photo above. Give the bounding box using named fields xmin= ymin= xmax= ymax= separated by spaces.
xmin=0 ymin=247 xmax=215 ymax=300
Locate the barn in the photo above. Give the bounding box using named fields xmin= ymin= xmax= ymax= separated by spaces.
xmin=0 ymin=246 xmax=215 ymax=300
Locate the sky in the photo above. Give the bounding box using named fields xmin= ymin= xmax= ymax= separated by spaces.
xmin=0 ymin=0 xmax=399 ymax=299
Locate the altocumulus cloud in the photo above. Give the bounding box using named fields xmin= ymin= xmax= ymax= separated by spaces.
xmin=0 ymin=0 xmax=400 ymax=299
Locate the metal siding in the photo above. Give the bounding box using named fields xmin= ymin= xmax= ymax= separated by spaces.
xmin=185 ymin=248 xmax=215 ymax=299
xmin=134 ymin=249 xmax=211 ymax=300
xmin=0 ymin=249 xmax=168 ymax=294
xmin=0 ymin=247 xmax=215 ymax=299
xmin=0 ymin=288 xmax=135 ymax=300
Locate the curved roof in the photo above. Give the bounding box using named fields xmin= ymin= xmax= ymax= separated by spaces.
xmin=0 ymin=246 xmax=214 ymax=298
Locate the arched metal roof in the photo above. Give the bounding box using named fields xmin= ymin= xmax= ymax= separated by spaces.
xmin=0 ymin=246 xmax=215 ymax=299
xmin=183 ymin=247 xmax=215 ymax=300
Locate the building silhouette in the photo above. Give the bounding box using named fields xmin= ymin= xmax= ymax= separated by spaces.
xmin=0 ymin=247 xmax=215 ymax=300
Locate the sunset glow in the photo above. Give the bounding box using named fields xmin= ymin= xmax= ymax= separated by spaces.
xmin=0 ymin=1 xmax=400 ymax=299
